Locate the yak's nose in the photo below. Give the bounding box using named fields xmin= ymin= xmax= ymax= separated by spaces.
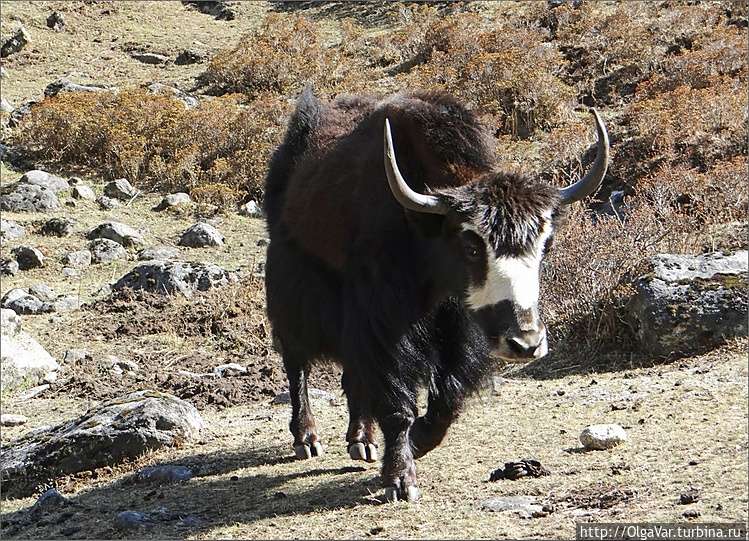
xmin=506 ymin=328 xmax=547 ymax=359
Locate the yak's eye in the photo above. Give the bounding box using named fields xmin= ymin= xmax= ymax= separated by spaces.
xmin=460 ymin=231 xmax=483 ymax=260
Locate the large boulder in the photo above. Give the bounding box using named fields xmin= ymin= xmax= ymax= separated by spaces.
xmin=0 ymin=183 xmax=60 ymax=212
xmin=0 ymin=390 xmax=206 ymax=498
xmin=0 ymin=309 xmax=59 ymax=393
xmin=627 ymin=251 xmax=748 ymax=357
xmin=113 ymin=260 xmax=234 ymax=297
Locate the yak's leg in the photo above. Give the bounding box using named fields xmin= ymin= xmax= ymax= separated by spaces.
xmin=283 ymin=350 xmax=323 ymax=459
xmin=376 ymin=400 xmax=419 ymax=502
xmin=410 ymin=388 xmax=465 ymax=459
xmin=341 ymin=371 xmax=378 ymax=462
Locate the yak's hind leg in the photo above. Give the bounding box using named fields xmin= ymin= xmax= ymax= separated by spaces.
xmin=283 ymin=347 xmax=324 ymax=459
xmin=341 ymin=371 xmax=378 ymax=462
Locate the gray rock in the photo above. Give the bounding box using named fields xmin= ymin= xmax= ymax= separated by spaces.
xmin=43 ymin=295 xmax=80 ymax=313
xmin=627 ymin=251 xmax=748 ymax=357
xmin=579 ymin=424 xmax=628 ymax=450
xmin=44 ymin=77 xmax=109 ymax=98
xmin=46 ymin=11 xmax=66 ymax=32
xmin=63 ymin=349 xmax=91 ymax=365
xmin=40 ymin=216 xmax=77 ymax=237
xmin=113 ymin=260 xmax=234 ymax=297
xmin=17 ymin=384 xmax=51 ymax=400
xmin=146 ymin=83 xmax=198 ymax=108
xmin=214 ymin=363 xmax=247 ymax=377
xmin=153 ymin=192 xmax=192 ymax=211
xmin=137 ymin=465 xmax=194 ymax=484
xmin=0 ymin=309 xmax=59 ymax=393
xmin=19 ymin=170 xmax=69 ymax=193
xmin=138 ymin=246 xmax=180 ymax=261
xmin=11 ymin=246 xmax=45 ymax=270
xmin=62 ymin=250 xmax=92 ymax=269
xmin=272 ymin=388 xmax=337 ymax=405
xmin=30 ymin=488 xmax=71 ymax=517
xmin=179 ymin=222 xmax=224 ymax=247
xmin=1 ymin=25 xmax=31 ymax=58
xmin=175 ymin=48 xmax=207 ymax=65
xmin=1 ymin=219 xmax=25 ymax=240
xmin=0 ymin=390 xmax=206 ymax=498
xmin=1 ymin=414 xmax=29 ymax=426
xmin=1 ymin=258 xmax=19 ymax=276
xmin=114 ymin=511 xmax=153 ymax=531
xmin=479 ymin=496 xmax=547 ymax=518
xmin=87 ymin=221 xmax=146 ymax=248
xmin=88 ymin=238 xmax=128 ymax=263
xmin=0 ymin=97 xmax=12 ymax=112
xmin=101 ymin=355 xmax=139 ymax=376
xmin=132 ymin=52 xmax=170 ymax=65
xmin=96 ymin=195 xmax=119 ymax=210
xmin=28 ymin=283 xmax=56 ymax=302
xmin=71 ymin=184 xmax=96 ymax=200
xmin=103 ymin=178 xmax=137 ymax=201
xmin=1 ymin=183 xmax=60 ymax=212
xmin=238 ymin=200 xmax=263 ymax=217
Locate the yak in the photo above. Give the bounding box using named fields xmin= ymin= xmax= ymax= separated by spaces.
xmin=263 ymin=86 xmax=609 ymax=502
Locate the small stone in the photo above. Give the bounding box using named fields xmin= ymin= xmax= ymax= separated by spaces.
xmin=30 ymin=488 xmax=70 ymax=516
xmin=46 ymin=11 xmax=66 ymax=32
xmin=214 ymin=363 xmax=247 ymax=377
xmin=1 ymin=414 xmax=29 ymax=426
xmin=88 ymin=238 xmax=128 ymax=263
xmin=28 ymin=283 xmax=56 ymax=302
xmin=1 ymin=219 xmax=25 ymax=240
xmin=103 ymin=178 xmax=137 ymax=201
xmin=153 ymin=192 xmax=191 ymax=211
xmin=40 ymin=217 xmax=77 ymax=237
xmin=2 ymin=290 xmax=44 ymax=314
xmin=131 ymin=52 xmax=170 ymax=65
xmin=17 ymin=384 xmax=51 ymax=400
xmin=20 ymin=170 xmax=69 ymax=193
xmin=137 ymin=465 xmax=194 ymax=484
xmin=71 ymin=184 xmax=96 ymax=200
xmin=137 ymin=246 xmax=180 ymax=261
xmin=178 ymin=222 xmax=224 ymax=248
xmin=579 ymin=424 xmax=628 ymax=450
xmin=175 ymin=48 xmax=207 ymax=65
xmin=238 ymin=200 xmax=263 ymax=217
xmin=114 ymin=510 xmax=152 ymax=531
xmin=63 ymin=349 xmax=90 ymax=365
xmin=1 ymin=258 xmax=19 ymax=276
xmin=87 ymin=221 xmax=146 ymax=248
xmin=96 ymin=195 xmax=119 ymax=210
xmin=62 ymin=250 xmax=92 ymax=269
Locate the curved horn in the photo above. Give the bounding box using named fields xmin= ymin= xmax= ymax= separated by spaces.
xmin=558 ymin=108 xmax=610 ymax=205
xmin=384 ymin=118 xmax=450 ymax=215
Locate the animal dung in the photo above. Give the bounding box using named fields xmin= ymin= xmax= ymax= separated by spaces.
xmin=579 ymin=424 xmax=628 ymax=450
xmin=489 ymin=459 xmax=550 ymax=481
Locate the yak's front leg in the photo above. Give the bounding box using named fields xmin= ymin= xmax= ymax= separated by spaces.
xmin=377 ymin=406 xmax=419 ymax=502
xmin=283 ymin=350 xmax=323 ymax=459
xmin=342 ymin=371 xmax=378 ymax=462
xmin=410 ymin=389 xmax=465 ymax=459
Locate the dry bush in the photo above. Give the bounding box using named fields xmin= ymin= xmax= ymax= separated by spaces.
xmin=198 ymin=13 xmax=363 ymax=98
xmin=15 ymin=89 xmax=292 ymax=207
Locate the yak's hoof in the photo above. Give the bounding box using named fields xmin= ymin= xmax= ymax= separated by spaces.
xmin=294 ymin=441 xmax=324 ymax=459
xmin=348 ymin=442 xmax=378 ymax=463
xmin=384 ymin=485 xmax=419 ymax=503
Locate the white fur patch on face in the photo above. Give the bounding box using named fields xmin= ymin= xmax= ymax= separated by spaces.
xmin=464 ymin=217 xmax=553 ymax=311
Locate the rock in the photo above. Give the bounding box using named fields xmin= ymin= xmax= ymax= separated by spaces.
xmin=1 ymin=258 xmax=19 ymax=276
xmin=113 ymin=260 xmax=234 ymax=297
xmin=96 ymin=195 xmax=119 ymax=210
xmin=114 ymin=510 xmax=153 ymax=531
xmin=0 ymin=97 xmax=12 ymax=112
xmin=137 ymin=465 xmax=194 ymax=484
xmin=1 ymin=25 xmax=31 ymax=58
xmin=28 ymin=283 xmax=56 ymax=302
xmin=580 ymin=424 xmax=628 ymax=450
xmin=138 ymin=246 xmax=180 ymax=261
xmin=1 ymin=414 xmax=29 ymax=426
xmin=0 ymin=309 xmax=59 ymax=393
xmin=272 ymin=388 xmax=337 ymax=405
xmin=40 ymin=217 xmax=77 ymax=237
xmin=11 ymin=246 xmax=45 ymax=270
xmin=101 ymin=355 xmax=139 ymax=376
xmin=17 ymin=384 xmax=51 ymax=400
xmin=0 ymin=390 xmax=206 ymax=498
xmin=131 ymin=52 xmax=170 ymax=65
xmin=146 ymin=83 xmax=199 ymax=108
xmin=88 ymin=238 xmax=128 ymax=263
xmin=87 ymin=221 xmax=147 ymax=248
xmin=103 ymin=178 xmax=137 ymax=201
xmin=44 ymin=295 xmax=80 ymax=313
xmin=19 ymin=170 xmax=69 ymax=193
xmin=30 ymin=488 xmax=71 ymax=517
xmin=627 ymin=251 xmax=748 ymax=357
xmin=183 ymin=1 xmax=237 ymax=20
xmin=175 ymin=48 xmax=207 ymax=65
xmin=71 ymin=184 xmax=96 ymax=200
xmin=1 ymin=288 xmax=44 ymax=314
xmin=63 ymin=349 xmax=91 ymax=365
xmin=479 ymin=496 xmax=548 ymax=518
xmin=1 ymin=218 xmax=25 ymax=240
xmin=214 ymin=363 xmax=247 ymax=377
xmin=179 ymin=222 xmax=224 ymax=247
xmin=239 ymin=200 xmax=263 ymax=217
xmin=1 ymin=183 xmax=60 ymax=212
xmin=153 ymin=192 xmax=192 ymax=211
xmin=62 ymin=249 xmax=92 ymax=269
xmin=44 ymin=77 xmax=110 ymax=99
xmin=46 ymin=11 xmax=66 ymax=31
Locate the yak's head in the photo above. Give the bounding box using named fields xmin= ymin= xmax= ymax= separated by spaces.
xmin=383 ymin=110 xmax=609 ymax=362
